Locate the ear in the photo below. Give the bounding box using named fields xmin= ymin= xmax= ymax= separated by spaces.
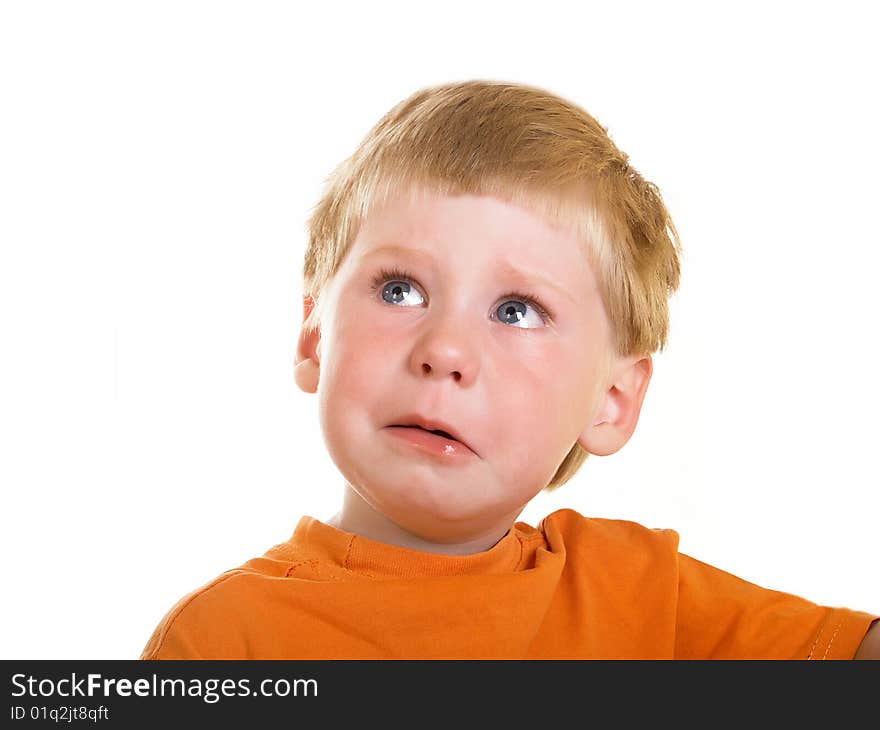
xmin=577 ymin=354 xmax=653 ymax=457
xmin=294 ymin=294 xmax=321 ymax=394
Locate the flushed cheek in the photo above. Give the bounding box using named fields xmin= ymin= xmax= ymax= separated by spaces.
xmin=481 ymin=367 xmax=562 ymax=461
xmin=319 ymin=342 xmax=409 ymax=454
xmin=328 ymin=313 xmax=382 ymax=374
xmin=500 ymin=406 xmax=566 ymax=475
xmin=507 ymin=350 xmax=591 ymax=447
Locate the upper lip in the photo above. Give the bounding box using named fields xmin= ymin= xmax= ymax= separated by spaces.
xmin=387 ymin=413 xmax=475 ymax=453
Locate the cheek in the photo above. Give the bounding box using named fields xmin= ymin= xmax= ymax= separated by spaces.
xmin=318 ymin=312 xmax=396 ymax=411
xmin=496 ymin=343 xmax=600 ymax=443
xmin=484 ymin=348 xmax=569 ymax=448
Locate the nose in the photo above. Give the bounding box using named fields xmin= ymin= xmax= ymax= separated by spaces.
xmin=408 ymin=315 xmax=478 ymax=386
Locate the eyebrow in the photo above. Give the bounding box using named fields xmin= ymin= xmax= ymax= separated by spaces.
xmin=358 ymin=245 xmax=577 ymax=304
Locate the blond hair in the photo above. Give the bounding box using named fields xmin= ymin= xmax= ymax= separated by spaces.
xmin=301 ymin=80 xmax=682 ymax=490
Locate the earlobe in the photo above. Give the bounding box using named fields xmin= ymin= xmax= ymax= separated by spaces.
xmin=294 ymin=294 xmax=321 ymax=394
xmin=578 ymin=355 xmax=653 ymax=457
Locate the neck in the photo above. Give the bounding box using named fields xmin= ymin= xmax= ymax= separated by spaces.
xmin=325 ymin=484 xmax=514 ymax=556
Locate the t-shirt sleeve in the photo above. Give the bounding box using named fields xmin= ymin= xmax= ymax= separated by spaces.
xmin=674 ymin=552 xmax=878 ymax=659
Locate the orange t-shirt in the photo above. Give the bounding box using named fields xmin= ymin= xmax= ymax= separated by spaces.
xmin=140 ymin=508 xmax=877 ymax=659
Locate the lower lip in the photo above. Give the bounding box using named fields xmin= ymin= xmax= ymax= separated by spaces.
xmin=383 ymin=426 xmax=476 ymax=460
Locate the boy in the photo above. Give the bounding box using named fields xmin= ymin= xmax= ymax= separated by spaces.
xmin=141 ymin=80 xmax=879 ymax=659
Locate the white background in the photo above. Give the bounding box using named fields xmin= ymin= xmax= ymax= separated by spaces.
xmin=1 ymin=1 xmax=877 ymax=659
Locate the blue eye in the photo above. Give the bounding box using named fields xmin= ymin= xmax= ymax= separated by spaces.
xmin=496 ymin=300 xmax=533 ymax=327
xmin=370 ymin=266 xmax=552 ymax=328
xmin=376 ymin=274 xmax=423 ymax=307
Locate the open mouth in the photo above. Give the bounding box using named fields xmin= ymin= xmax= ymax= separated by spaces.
xmin=385 ymin=423 xmax=476 ymax=459
xmin=385 ymin=413 xmax=476 ymax=457
xmin=395 ymin=425 xmax=457 ymax=441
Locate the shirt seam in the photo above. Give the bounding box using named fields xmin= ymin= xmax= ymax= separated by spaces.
xmin=806 ymin=611 xmax=846 ymax=660
xmin=342 ymin=534 xmax=356 ymax=571
xmin=821 ymin=617 xmax=846 ymax=660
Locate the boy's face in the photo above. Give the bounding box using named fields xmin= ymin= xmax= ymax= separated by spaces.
xmin=296 ymin=188 xmax=651 ymax=547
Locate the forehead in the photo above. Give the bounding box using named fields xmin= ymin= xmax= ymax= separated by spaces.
xmin=350 ymin=189 xmax=598 ymax=300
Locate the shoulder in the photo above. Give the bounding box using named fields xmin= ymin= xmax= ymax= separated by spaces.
xmin=532 ymin=508 xmax=681 ymax=584
xmin=141 ymin=553 xmax=293 ymax=660
xmin=539 ymin=507 xmax=680 ymax=555
xmin=140 ymin=569 xmax=253 ymax=659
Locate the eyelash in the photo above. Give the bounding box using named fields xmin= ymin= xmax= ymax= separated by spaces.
xmin=370 ymin=266 xmax=554 ymax=323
